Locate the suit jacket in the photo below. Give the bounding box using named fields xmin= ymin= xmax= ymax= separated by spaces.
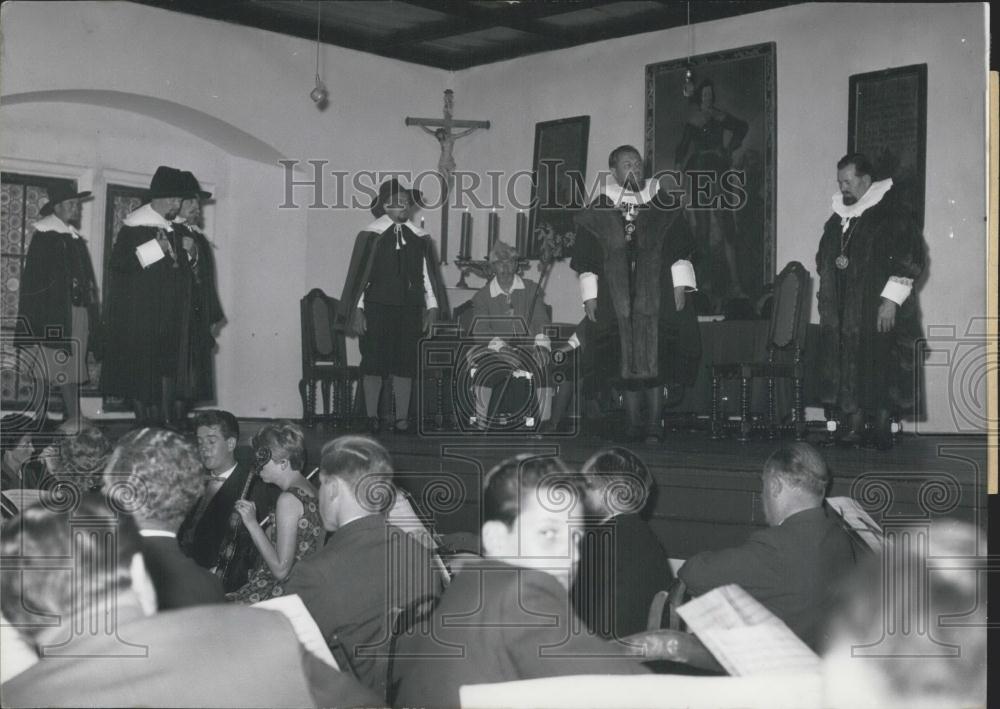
xmin=678 ymin=505 xmax=861 ymax=650
xmin=393 ymin=560 xmax=649 ymax=709
xmin=178 ymin=462 xmax=280 ymax=592
xmin=0 ymin=605 xmax=379 ymax=708
xmin=572 ymin=512 xmax=674 ymax=639
xmin=140 ymin=534 xmax=225 ymax=610
xmin=283 ymin=514 xmax=442 ymax=696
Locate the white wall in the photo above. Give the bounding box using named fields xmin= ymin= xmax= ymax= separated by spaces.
xmin=1 ymin=1 xmax=988 ymax=431
xmin=451 ymin=2 xmax=989 ymax=433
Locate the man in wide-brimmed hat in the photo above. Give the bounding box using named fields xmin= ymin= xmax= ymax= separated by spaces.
xmin=102 ymin=166 xmax=196 ymax=426
xmin=170 ymin=171 xmax=225 ymax=425
xmin=17 ymin=183 xmax=98 ymax=423
xmin=338 ymin=178 xmax=448 ymax=434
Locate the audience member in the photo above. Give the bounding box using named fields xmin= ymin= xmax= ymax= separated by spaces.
xmin=178 ymin=410 xmax=278 ymax=592
xmin=393 ymin=454 xmax=649 ymax=709
xmin=572 ymin=447 xmax=673 ymax=639
xmin=1 ymin=414 xmax=55 ymax=490
xmin=284 ymin=435 xmax=443 ymax=696
xmin=103 ymin=427 xmax=224 ymax=609
xmin=0 ymin=492 xmax=377 ymax=708
xmin=678 ymin=442 xmax=862 ymax=650
xmin=228 ymin=421 xmax=324 ymax=603
xmin=821 ymin=519 xmax=987 ymax=708
xmin=42 ymin=421 xmax=112 ymax=493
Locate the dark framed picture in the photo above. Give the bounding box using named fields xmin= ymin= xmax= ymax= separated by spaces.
xmin=100 ymin=183 xmax=147 ymax=411
xmin=848 ymin=63 xmax=927 ymax=229
xmin=528 ymin=115 xmax=589 ymax=258
xmin=645 ymin=42 xmax=776 ymax=315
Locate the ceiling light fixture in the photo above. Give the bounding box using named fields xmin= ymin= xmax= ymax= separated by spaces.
xmin=309 ymin=1 xmax=329 ymax=108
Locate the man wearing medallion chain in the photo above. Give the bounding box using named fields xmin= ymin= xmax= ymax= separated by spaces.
xmin=816 ymin=153 xmax=925 ymax=449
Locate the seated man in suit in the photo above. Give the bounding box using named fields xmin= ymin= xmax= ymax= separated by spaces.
xmin=283 ymin=435 xmax=443 ymax=696
xmin=678 ymin=442 xmax=861 ymax=650
xmin=104 ymin=427 xmax=224 ymax=609
xmin=393 ymin=454 xmax=649 ymax=709
xmin=0 ymin=492 xmax=377 ymax=708
xmin=466 ymin=240 xmax=552 ymax=428
xmin=573 ymin=447 xmax=674 ymax=639
xmin=179 ymin=410 xmax=279 ymax=592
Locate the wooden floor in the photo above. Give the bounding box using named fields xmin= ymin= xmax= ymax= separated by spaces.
xmin=236 ymin=420 xmax=989 ymax=559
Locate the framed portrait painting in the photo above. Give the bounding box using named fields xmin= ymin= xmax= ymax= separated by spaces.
xmin=645 ymin=42 xmax=776 ymax=315
xmin=528 ymin=115 xmax=589 ymax=259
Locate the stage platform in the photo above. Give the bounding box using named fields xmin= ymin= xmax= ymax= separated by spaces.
xmin=237 ymin=422 xmax=989 ymax=559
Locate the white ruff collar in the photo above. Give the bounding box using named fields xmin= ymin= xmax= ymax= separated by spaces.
xmin=365 ymin=215 xmax=427 ymax=236
xmin=123 ymin=203 xmax=173 ymax=231
xmin=601 ymin=177 xmax=659 ymax=207
xmin=832 ymin=178 xmax=893 ymax=223
xmin=489 ymin=274 xmax=525 ymax=298
xmin=171 ymin=217 xmax=203 ymax=233
xmin=32 ymin=214 xmax=81 ymax=239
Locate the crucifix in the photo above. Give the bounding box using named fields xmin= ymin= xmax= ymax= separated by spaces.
xmin=406 ymin=89 xmax=490 ymax=263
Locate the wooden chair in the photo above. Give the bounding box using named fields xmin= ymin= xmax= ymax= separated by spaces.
xmin=711 ymin=261 xmax=811 ymax=442
xmin=635 ymin=578 xmax=724 ymax=673
xmin=646 ymin=578 xmax=688 ymax=632
xmin=298 ymin=288 xmax=361 ymax=425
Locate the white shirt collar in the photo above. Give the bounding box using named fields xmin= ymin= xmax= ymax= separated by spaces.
xmin=123 ymin=203 xmax=174 ymax=231
xmin=365 ymin=215 xmax=428 ymax=237
xmin=601 ymin=177 xmax=659 ymax=207
xmin=489 ymin=274 xmax=525 ymax=298
xmin=171 ymin=217 xmax=204 ymax=233
xmin=32 ymin=214 xmax=81 ymax=238
xmin=139 ymin=529 xmax=177 ymax=538
xmin=211 ymin=463 xmax=237 ymax=481
xmin=831 ymin=178 xmax=893 ymax=222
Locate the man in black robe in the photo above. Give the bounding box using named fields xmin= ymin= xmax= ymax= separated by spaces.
xmin=102 ymin=166 xmax=192 ymax=426
xmin=172 ymin=171 xmax=225 ymax=425
xmin=17 ymin=185 xmax=99 ymax=422
xmin=816 ymin=153 xmax=925 ymax=449
xmin=572 ymin=145 xmax=700 ymax=443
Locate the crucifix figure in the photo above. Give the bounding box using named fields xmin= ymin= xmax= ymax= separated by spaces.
xmin=406 ymin=89 xmax=489 ymax=263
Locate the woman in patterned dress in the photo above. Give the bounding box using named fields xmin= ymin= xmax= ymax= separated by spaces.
xmin=226 ymin=422 xmax=323 ymax=603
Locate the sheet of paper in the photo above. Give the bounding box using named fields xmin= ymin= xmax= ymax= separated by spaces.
xmin=826 ymin=496 xmax=883 ymax=552
xmin=135 ymin=238 xmax=165 ymax=268
xmin=252 ymin=594 xmax=340 ymax=671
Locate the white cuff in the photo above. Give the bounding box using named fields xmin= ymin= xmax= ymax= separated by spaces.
xmin=423 ymin=260 xmax=438 ymax=310
xmin=357 ymin=291 xmax=365 ymax=309
xmin=534 ymin=333 xmax=551 ymax=350
xmin=579 ymin=272 xmax=598 ymax=303
xmin=488 ymin=337 xmax=506 ymax=352
xmin=880 ymin=276 xmax=913 ymax=306
xmin=567 ymin=333 xmax=581 ymax=350
xmin=671 ymin=259 xmax=697 ymax=291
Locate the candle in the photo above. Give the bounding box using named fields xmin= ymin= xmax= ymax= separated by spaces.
xmin=487 ymin=209 xmax=499 ymax=258
xmin=515 ymin=211 xmax=527 ymax=257
xmin=460 ymin=210 xmax=472 ymax=259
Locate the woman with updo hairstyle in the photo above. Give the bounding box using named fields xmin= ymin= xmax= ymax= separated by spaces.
xmin=43 ymin=422 xmax=113 ymax=494
xmin=227 ymin=421 xmax=323 ymax=603
xmin=571 ymin=447 xmax=675 ymax=639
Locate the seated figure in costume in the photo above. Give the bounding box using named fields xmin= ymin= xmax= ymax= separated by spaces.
xmin=227 ymin=421 xmax=324 ymax=603
xmin=465 ymin=240 xmax=553 ymax=429
xmin=339 ymin=179 xmax=448 ymax=434
xmin=572 ymin=144 xmax=701 ymax=443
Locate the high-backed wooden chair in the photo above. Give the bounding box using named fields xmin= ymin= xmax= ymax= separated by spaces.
xmin=711 ymin=261 xmax=811 ymax=442
xmin=299 ymin=288 xmax=361 ymax=425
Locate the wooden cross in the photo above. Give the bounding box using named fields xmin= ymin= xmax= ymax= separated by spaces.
xmin=406 ymin=89 xmax=490 ymax=263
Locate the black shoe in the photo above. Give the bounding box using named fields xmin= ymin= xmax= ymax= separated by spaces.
xmin=367 ymin=417 xmax=381 ymax=435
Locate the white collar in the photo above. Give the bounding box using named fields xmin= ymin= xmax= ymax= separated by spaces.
xmin=32 ymin=214 xmax=81 ymax=239
xmin=211 ymin=463 xmax=237 ymax=481
xmin=171 ymin=218 xmax=203 ymax=233
xmin=831 ymin=178 xmax=893 ymax=222
xmin=139 ymin=529 xmax=177 ymax=538
xmin=601 ymin=177 xmax=659 ymax=207
xmin=490 ymin=275 xmax=525 ymax=298
xmin=123 ymin=203 xmax=174 ymax=231
xmin=365 ymin=215 xmax=427 ymax=237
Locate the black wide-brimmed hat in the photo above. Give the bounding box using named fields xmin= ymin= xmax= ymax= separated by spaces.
xmin=370 ymin=178 xmax=424 ymax=217
xmin=39 ymin=184 xmax=93 ymax=216
xmin=147 ymin=166 xmax=190 ymax=200
xmin=179 ymin=171 xmax=213 ymax=201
